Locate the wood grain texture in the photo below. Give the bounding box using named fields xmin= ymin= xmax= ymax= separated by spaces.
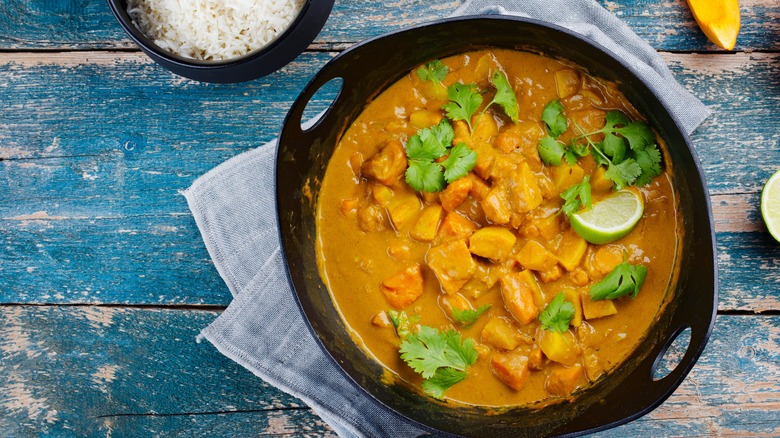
xmin=0 ymin=306 xmax=335 ymax=437
xmin=0 ymin=306 xmax=777 ymax=436
xmin=0 ymin=0 xmax=778 ymax=52
xmin=2 ymin=52 xmax=778 ymax=193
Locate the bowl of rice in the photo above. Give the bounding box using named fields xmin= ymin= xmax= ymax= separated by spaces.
xmin=107 ymin=0 xmax=334 ymax=82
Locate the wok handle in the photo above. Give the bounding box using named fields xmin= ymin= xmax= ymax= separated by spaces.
xmin=282 ymin=59 xmax=348 ymax=141
xmin=639 ymin=301 xmax=716 ymax=400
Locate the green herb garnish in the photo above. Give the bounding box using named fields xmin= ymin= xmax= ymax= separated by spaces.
xmin=388 ymin=310 xmax=418 ymax=339
xmin=416 ymin=60 xmax=449 ymax=87
xmin=571 ymin=111 xmax=662 ymax=189
xmin=589 ymin=253 xmax=648 ymax=300
xmin=560 ymin=176 xmax=592 ymax=217
xmin=442 ymin=83 xmax=482 ymax=132
xmin=538 ymin=135 xmax=566 ymax=166
xmin=538 ymin=292 xmax=576 ymax=332
xmin=399 ymin=326 xmax=478 ymax=399
xmin=536 ymin=98 xmax=663 ymax=190
xmin=541 ymin=99 xmax=568 ymax=138
xmin=451 ymin=304 xmax=491 ymax=327
xmin=441 ymin=142 xmax=478 ymax=183
xmin=404 ymin=120 xmax=477 ymax=192
xmin=486 ymin=71 xmax=519 ymax=123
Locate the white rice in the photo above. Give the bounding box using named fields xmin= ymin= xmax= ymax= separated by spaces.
xmin=127 ymin=0 xmax=305 ymax=61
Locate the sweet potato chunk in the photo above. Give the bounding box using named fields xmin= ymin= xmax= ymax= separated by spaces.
xmin=440 ymin=177 xmax=473 ymax=211
xmin=472 ymin=144 xmax=495 ymax=180
xmin=556 ymin=228 xmax=588 ymax=272
xmin=494 ymin=121 xmax=545 ymax=154
xmin=387 ymin=195 xmax=421 ymax=230
xmin=482 ymin=184 xmax=512 ymax=225
xmin=371 ymin=183 xmax=393 ymax=206
xmin=409 ymin=109 xmax=443 ymax=129
xmin=362 ymin=140 xmax=407 ymax=186
xmin=591 ymin=245 xmax=624 ymax=276
xmin=481 ymin=316 xmax=521 ymax=350
xmin=467 ymin=173 xmax=491 ymax=201
xmin=357 ymin=205 xmax=385 ymax=232
xmin=537 ymin=264 xmax=564 ymax=283
xmin=500 ymin=271 xmax=543 ymax=324
xmin=581 ymin=294 xmax=618 ymax=320
xmin=426 ymin=240 xmax=477 ymax=294
xmin=539 ymin=330 xmax=580 ymax=366
xmin=546 ymin=365 xmax=584 ymax=396
xmin=410 ymin=205 xmax=443 ymax=242
xmin=490 ymin=350 xmax=530 ymax=391
xmin=471 ymin=112 xmax=499 ymax=143
xmin=381 ymin=264 xmax=424 ymax=309
xmin=437 ymin=212 xmax=478 ymax=242
xmin=528 ymin=345 xmax=544 ymax=370
xmin=509 ymin=162 xmax=543 ymax=214
xmin=555 ymin=68 xmax=581 ymax=99
xmin=469 ymin=227 xmax=517 ymax=261
xmin=515 ymin=240 xmax=558 ymax=271
xmin=552 ymin=163 xmax=586 ymax=193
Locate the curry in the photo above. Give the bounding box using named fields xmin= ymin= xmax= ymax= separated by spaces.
xmin=316 ymin=49 xmax=680 ymax=407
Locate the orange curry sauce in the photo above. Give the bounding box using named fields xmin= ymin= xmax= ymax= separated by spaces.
xmin=316 ymin=49 xmax=680 ymax=407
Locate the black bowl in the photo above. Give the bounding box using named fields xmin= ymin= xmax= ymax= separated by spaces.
xmin=276 ymin=16 xmax=718 ymax=437
xmin=106 ymin=0 xmax=334 ymax=83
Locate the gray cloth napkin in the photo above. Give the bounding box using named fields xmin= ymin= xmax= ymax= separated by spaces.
xmin=186 ymin=1 xmax=710 ymax=437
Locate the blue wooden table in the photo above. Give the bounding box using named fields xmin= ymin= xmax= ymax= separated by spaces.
xmin=1 ymin=0 xmax=779 ymax=436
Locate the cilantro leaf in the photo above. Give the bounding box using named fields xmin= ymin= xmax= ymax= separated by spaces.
xmin=541 ymin=99 xmax=568 ymax=138
xmin=442 ymin=83 xmax=482 ymax=131
xmin=487 ymin=71 xmax=519 ymax=123
xmin=538 ymin=292 xmax=575 ymax=332
xmin=571 ymin=112 xmax=661 ymax=189
xmin=633 ymin=144 xmax=663 ymax=186
xmin=565 ymin=140 xmax=589 ymax=165
xmin=605 ymin=159 xmax=642 ymax=191
xmin=615 ymin=121 xmax=655 ymax=151
xmin=601 ymin=133 xmax=627 ymax=163
xmin=603 ymin=111 xmax=631 ymax=131
xmin=405 ymin=133 xmax=442 ymax=162
xmin=589 ymin=255 xmax=648 ymax=300
xmin=538 ymin=135 xmax=565 ymax=165
xmin=399 ymin=326 xmax=478 ymax=379
xmin=388 ymin=310 xmax=418 ymax=339
xmin=406 ymin=120 xmax=453 ymax=161
xmin=560 ymin=176 xmax=592 ymax=217
xmin=406 ymin=160 xmax=445 ymax=192
xmin=441 ymin=142 xmax=477 ymax=183
xmin=416 ymin=60 xmax=448 ymax=85
xmin=451 ymin=304 xmax=491 ymax=326
xmin=421 ymin=367 xmax=468 ymax=399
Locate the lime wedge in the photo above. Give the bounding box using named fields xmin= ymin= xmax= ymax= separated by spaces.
xmin=570 ymin=189 xmax=644 ymax=244
xmin=761 ymin=169 xmax=780 ymax=243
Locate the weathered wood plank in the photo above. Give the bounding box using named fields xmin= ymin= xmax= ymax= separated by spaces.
xmin=0 ymin=307 xmax=777 ymax=436
xmin=1 ymin=198 xmax=777 ymax=311
xmin=662 ymin=52 xmax=780 ymax=195
xmin=0 ymin=0 xmax=777 ymax=52
xmin=0 ymin=306 xmax=335 ymax=437
xmin=0 ymin=214 xmax=232 ymax=305
xmin=1 ymin=51 xmax=779 ymax=196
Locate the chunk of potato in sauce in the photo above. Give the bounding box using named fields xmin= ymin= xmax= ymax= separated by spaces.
xmin=316 ymin=49 xmax=680 ymax=407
